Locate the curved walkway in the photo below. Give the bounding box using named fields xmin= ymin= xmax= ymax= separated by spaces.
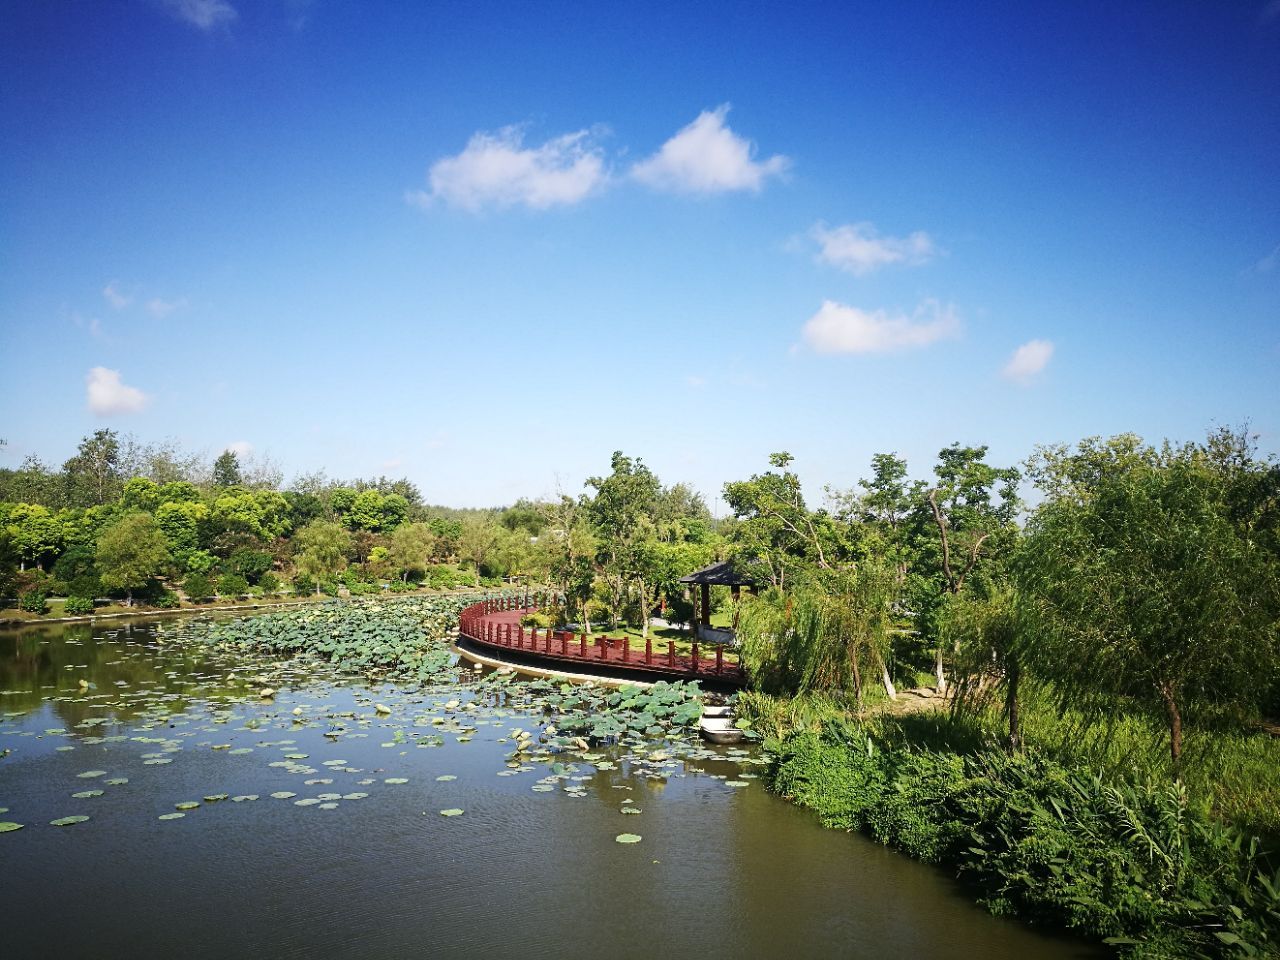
xmin=458 ymin=598 xmax=747 ymax=689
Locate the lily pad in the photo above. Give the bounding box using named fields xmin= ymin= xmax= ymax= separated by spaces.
xmin=615 ymin=833 xmax=642 ymax=843
xmin=435 ymin=775 xmax=457 ymax=782
xmin=76 ymin=770 xmax=107 ymax=779
xmin=384 ymin=777 xmax=408 ymax=785
xmin=270 ymin=791 xmax=297 ymax=800
xmin=0 ymin=822 xmax=23 ymax=833
xmin=104 ymin=778 xmax=129 ymax=785
xmin=71 ymin=790 xmax=104 ymax=799
xmin=51 ymin=815 xmax=90 ymax=826
xmin=158 ymin=812 xmax=185 ymax=821
xmin=439 ymin=808 xmax=464 ymax=817
xmin=175 ymin=801 xmax=201 ymax=810
xmin=231 ymin=795 xmax=259 ymax=802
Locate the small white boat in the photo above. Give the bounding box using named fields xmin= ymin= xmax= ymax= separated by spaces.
xmin=699 ymin=703 xmax=745 ymax=744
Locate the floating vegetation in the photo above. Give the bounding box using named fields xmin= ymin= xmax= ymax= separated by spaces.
xmin=0 ymin=822 xmax=23 ymax=833
xmin=51 ymin=815 xmax=90 ymax=826
xmin=2 ymin=597 xmax=760 ymax=853
xmin=615 ymin=833 xmax=642 ymax=843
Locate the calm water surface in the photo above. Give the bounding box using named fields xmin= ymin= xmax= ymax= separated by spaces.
xmin=0 ymin=616 xmax=1096 ymax=960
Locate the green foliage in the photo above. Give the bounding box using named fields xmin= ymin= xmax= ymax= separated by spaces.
xmin=63 ymin=596 xmax=95 ymax=615
xmin=212 ymin=450 xmax=242 ymax=487
xmin=216 ymin=573 xmax=249 ymax=597
xmin=1018 ymin=435 xmax=1280 ymax=768
xmin=291 ymin=573 xmax=316 ymax=596
xmin=294 ymin=519 xmax=351 ymax=583
xmin=19 ymin=589 xmax=48 ymax=614
xmin=182 ymin=572 xmax=214 ymax=601
xmin=738 ymin=564 xmax=896 ymax=703
xmin=149 ymin=588 xmax=180 ymax=609
xmin=226 ymin=547 xmax=273 ymax=584
xmin=95 ymin=511 xmax=171 ymax=604
xmin=257 ymin=571 xmax=280 ymax=594
xmin=769 ymin=731 xmax=1280 ymax=957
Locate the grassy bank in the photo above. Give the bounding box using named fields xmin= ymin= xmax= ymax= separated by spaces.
xmin=766 ymin=726 xmax=1280 ymax=958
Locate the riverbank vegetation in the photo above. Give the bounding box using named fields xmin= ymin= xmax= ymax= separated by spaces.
xmin=726 ymin=427 xmax=1280 ymax=957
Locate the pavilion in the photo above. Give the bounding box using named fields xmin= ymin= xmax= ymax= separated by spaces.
xmin=677 ymin=560 xmax=757 ymax=643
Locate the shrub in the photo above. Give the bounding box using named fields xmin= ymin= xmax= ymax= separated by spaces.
xmin=150 ymin=589 xmax=180 ymax=609
xmin=347 ymin=581 xmax=381 ymax=596
xmin=767 ymin=730 xmax=1280 ymax=957
xmin=520 ymin=611 xmax=552 ymax=629
xmin=388 ymin=579 xmax=415 ymax=593
xmin=227 ymin=548 xmax=273 ymax=584
xmin=183 ymin=572 xmax=214 ymax=601
xmin=217 ymin=573 xmax=250 ymax=597
xmin=63 ymin=596 xmax=96 ymax=615
xmin=292 ymin=573 xmax=316 ymax=596
xmin=258 ymin=571 xmax=281 ymax=594
xmin=19 ymin=590 xmax=48 ymax=614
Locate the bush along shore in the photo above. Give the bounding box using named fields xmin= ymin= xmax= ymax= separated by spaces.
xmin=765 ymin=726 xmax=1280 ymax=959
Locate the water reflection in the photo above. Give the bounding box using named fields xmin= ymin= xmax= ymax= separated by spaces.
xmin=0 ymin=615 xmax=1097 ymax=960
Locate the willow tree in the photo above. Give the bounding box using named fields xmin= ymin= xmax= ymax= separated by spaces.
xmin=1016 ymin=436 xmax=1280 ymax=775
xmin=737 ymin=563 xmax=896 ymax=709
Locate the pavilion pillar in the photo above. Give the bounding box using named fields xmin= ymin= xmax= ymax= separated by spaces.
xmin=699 ymin=582 xmax=711 ymax=634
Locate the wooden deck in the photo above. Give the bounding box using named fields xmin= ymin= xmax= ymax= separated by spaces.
xmin=457 ymin=597 xmax=747 ymax=688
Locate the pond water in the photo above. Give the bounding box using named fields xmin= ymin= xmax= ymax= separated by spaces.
xmin=0 ymin=615 xmax=1096 ymax=960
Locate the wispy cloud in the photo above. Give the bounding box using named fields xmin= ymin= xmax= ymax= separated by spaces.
xmin=1002 ymin=339 xmax=1055 ymax=384
xmin=146 ymin=296 xmax=189 ymax=319
xmin=811 ymin=222 xmax=939 ymax=276
xmin=408 ymin=126 xmax=608 ymax=212
xmin=225 ymin=440 xmax=254 ymax=457
xmin=103 ymin=281 xmax=132 ymax=309
xmin=86 ymin=367 xmax=150 ymax=416
xmin=1251 ymin=242 xmax=1280 ymax=274
xmin=631 ymin=105 xmax=788 ymax=195
xmin=801 ymin=299 xmax=961 ymax=354
xmin=157 ymin=0 xmax=238 ymax=31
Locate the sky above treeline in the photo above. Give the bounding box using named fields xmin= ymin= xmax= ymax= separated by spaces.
xmin=2 ymin=0 xmax=1278 ymax=509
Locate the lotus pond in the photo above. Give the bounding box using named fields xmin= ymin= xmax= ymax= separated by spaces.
xmin=0 ymin=597 xmax=1094 ymax=959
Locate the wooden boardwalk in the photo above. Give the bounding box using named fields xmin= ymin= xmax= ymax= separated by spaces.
xmin=457 ymin=597 xmax=747 ymax=687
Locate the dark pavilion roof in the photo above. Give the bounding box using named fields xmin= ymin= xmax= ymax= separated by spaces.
xmin=677 ymin=560 xmax=756 ymax=587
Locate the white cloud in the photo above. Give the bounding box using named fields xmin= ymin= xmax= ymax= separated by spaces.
xmin=86 ymin=367 xmax=150 ymax=416
xmin=157 ymin=0 xmax=237 ymax=30
xmin=408 ymin=126 xmax=607 ymax=212
xmin=811 ymin=222 xmax=938 ymax=275
xmin=631 ymin=105 xmax=788 ymax=195
xmin=103 ymin=281 xmax=132 ymax=309
xmin=1002 ymin=339 xmax=1055 ymax=384
xmin=146 ymin=296 xmax=189 ymax=318
xmin=225 ymin=440 xmax=254 ymax=457
xmin=801 ymin=299 xmax=961 ymax=354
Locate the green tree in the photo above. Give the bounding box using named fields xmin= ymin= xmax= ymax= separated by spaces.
xmin=213 ymin=450 xmax=243 ymax=487
xmin=4 ymin=503 xmax=62 ymax=571
xmin=738 ymin=563 xmax=897 ymax=708
xmin=293 ymin=520 xmax=351 ymax=593
xmin=723 ymin=452 xmax=837 ymax=588
xmin=387 ymin=521 xmax=435 ymax=581
xmin=586 ymin=451 xmax=661 ymax=627
xmin=1017 ymin=436 xmax=1280 ymax=773
xmin=61 ymin=429 xmax=122 ymax=507
xmin=95 ymin=512 xmax=171 ymax=606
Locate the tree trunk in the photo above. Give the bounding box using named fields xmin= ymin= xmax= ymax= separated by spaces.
xmin=879 ymin=653 xmax=897 ymax=700
xmin=1005 ymin=658 xmax=1021 ymax=752
xmin=126 ymin=589 xmax=133 ymax=608
xmin=934 ymin=644 xmax=947 ymax=693
xmin=1160 ymin=681 xmax=1183 ymax=778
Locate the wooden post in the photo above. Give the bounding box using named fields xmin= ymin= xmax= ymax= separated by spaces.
xmin=622 ymin=638 xmax=630 ymax=662
xmin=645 ymin=638 xmax=652 ymax=665
xmin=691 ymin=641 xmax=700 ymax=673
xmin=579 ymin=634 xmax=587 ymax=658
xmin=561 ymin=632 xmax=569 ymax=656
xmin=700 ymin=582 xmax=711 ymax=634
xmin=599 ymin=636 xmax=606 ymax=660
xmin=715 ymin=645 xmax=724 ymax=675
xmin=667 ymin=642 xmax=675 ymax=667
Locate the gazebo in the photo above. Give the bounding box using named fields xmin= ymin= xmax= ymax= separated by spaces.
xmin=678 ymin=560 xmax=757 ymax=642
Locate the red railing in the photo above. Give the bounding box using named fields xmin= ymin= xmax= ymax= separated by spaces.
xmin=457 ymin=595 xmax=746 ymax=685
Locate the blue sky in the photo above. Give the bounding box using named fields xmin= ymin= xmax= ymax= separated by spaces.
xmin=2 ymin=0 xmax=1278 ymax=508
